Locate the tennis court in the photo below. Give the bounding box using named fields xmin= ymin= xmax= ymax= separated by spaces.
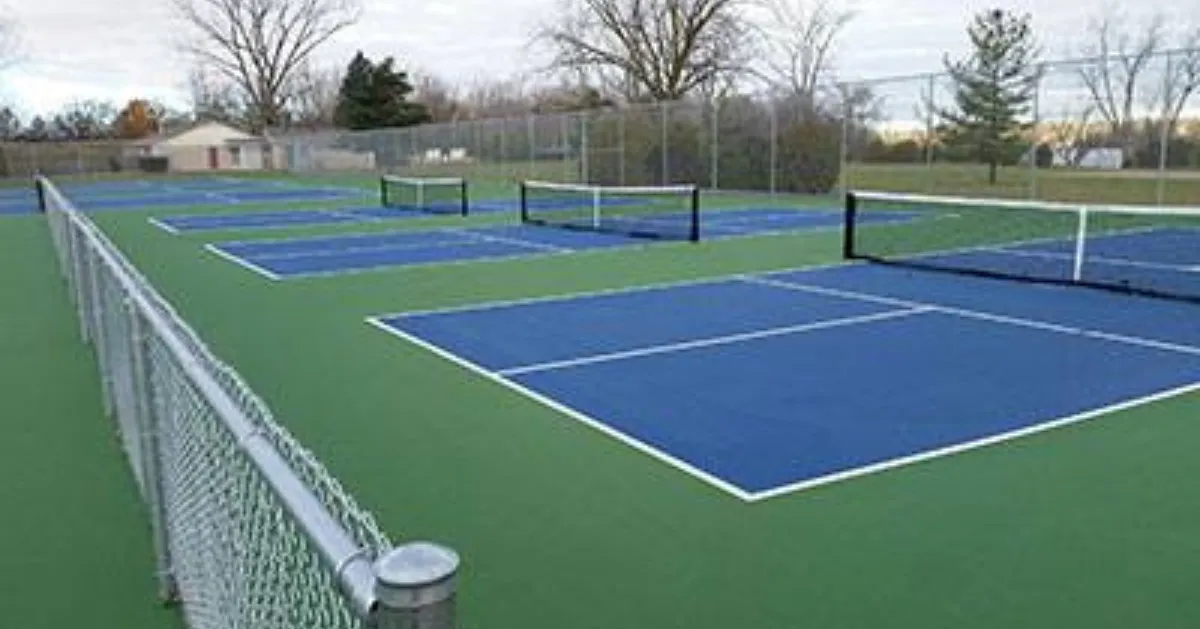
xmin=369 ymin=260 xmax=1200 ymax=499
xmin=6 ymin=176 xmax=368 ymax=214
xmin=205 ymin=207 xmax=919 ymax=279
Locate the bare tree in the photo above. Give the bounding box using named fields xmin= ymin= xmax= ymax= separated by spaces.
xmin=174 ymin=0 xmax=360 ymax=131
xmin=413 ymin=73 xmax=467 ymax=123
xmin=188 ymin=66 xmax=248 ymax=124
xmin=286 ymin=62 xmax=342 ymax=129
xmin=460 ymin=76 xmax=534 ymax=118
xmin=1076 ymin=10 xmax=1168 ymax=155
xmin=1044 ymin=103 xmax=1099 ymax=166
xmin=758 ymin=0 xmax=854 ymax=106
xmin=535 ymin=0 xmax=755 ymax=101
xmin=1156 ymin=33 xmax=1200 ymax=138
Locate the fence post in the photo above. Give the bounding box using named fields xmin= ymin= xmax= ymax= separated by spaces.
xmin=661 ymin=101 xmax=669 ymax=185
xmin=127 ymin=306 xmax=179 ymax=603
xmin=618 ymin=109 xmax=626 ymax=185
xmin=1156 ymin=50 xmax=1172 ymax=206
xmin=924 ymin=74 xmax=936 ymax=193
xmin=1029 ymin=64 xmax=1043 ymax=200
xmin=579 ymin=114 xmax=590 ymax=182
xmin=838 ymin=83 xmax=850 ymax=198
xmin=769 ymin=100 xmax=778 ymax=196
xmin=710 ymin=98 xmax=720 ymax=190
xmin=372 ymin=542 xmax=460 ymax=629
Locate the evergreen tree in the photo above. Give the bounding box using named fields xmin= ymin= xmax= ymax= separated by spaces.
xmin=334 ymin=51 xmax=429 ymax=130
xmin=938 ymin=9 xmax=1041 ymax=184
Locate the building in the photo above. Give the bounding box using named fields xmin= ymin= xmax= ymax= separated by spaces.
xmin=127 ymin=122 xmax=284 ymax=172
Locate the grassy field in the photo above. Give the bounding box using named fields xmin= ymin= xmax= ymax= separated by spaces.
xmin=0 ymin=215 xmax=182 ymax=629
xmin=20 ymin=166 xmax=1186 ymax=629
xmin=845 ymin=161 xmax=1200 ymax=204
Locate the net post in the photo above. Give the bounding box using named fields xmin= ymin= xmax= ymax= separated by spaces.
xmin=592 ymin=187 xmax=601 ymax=229
xmin=690 ymin=185 xmax=700 ymax=242
xmin=34 ymin=173 xmax=47 ymax=213
xmin=416 ymin=181 xmax=425 ymax=212
xmin=519 ymin=181 xmax=528 ymax=223
xmin=842 ymin=191 xmax=857 ymax=259
xmin=1071 ymin=206 xmax=1088 ymax=282
xmin=371 ymin=542 xmax=460 ymax=629
xmin=459 ymin=179 xmax=468 ymax=216
xmin=380 ymin=176 xmax=389 ymax=207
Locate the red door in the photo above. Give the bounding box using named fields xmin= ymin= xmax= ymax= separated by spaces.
xmin=207 ymin=147 xmax=219 ymax=169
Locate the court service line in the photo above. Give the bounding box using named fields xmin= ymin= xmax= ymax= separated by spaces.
xmin=229 ymin=233 xmax=481 ymax=261
xmin=464 ymin=230 xmax=574 ymax=253
xmin=365 ymin=317 xmax=757 ymax=502
xmin=741 ymin=275 xmax=1200 ymax=357
xmin=748 ymin=379 xmax=1200 ymax=501
xmin=202 ymin=243 xmax=282 ymax=281
xmin=497 ymin=307 xmax=932 ymax=377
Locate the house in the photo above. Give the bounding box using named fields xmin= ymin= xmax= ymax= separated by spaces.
xmin=126 ymin=122 xmax=285 ymax=172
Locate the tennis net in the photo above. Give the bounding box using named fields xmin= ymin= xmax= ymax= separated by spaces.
xmin=520 ymin=180 xmax=700 ymax=241
xmin=843 ymin=190 xmax=1200 ymax=303
xmin=380 ymin=175 xmax=468 ymax=215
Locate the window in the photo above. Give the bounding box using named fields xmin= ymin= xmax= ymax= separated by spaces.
xmin=229 ymin=146 xmax=242 ymax=167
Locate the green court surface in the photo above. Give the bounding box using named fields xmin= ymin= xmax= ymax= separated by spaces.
xmin=0 ymin=216 xmax=182 ymax=629
xmin=10 ymin=171 xmax=1200 ymax=628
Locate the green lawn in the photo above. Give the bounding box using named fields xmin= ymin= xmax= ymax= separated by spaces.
xmin=0 ymin=215 xmax=181 ymax=629
xmin=845 ymin=162 xmax=1200 ymax=205
xmin=58 ymin=170 xmax=1200 ymax=629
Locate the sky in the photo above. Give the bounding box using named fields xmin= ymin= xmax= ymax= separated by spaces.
xmin=0 ymin=0 xmax=1195 ymax=120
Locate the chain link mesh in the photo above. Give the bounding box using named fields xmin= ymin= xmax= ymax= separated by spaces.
xmin=40 ymin=178 xmax=393 ymax=629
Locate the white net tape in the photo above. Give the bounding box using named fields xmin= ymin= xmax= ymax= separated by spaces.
xmin=41 ymin=178 xmax=393 ymax=629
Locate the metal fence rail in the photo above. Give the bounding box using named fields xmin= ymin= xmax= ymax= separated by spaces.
xmin=37 ymin=175 xmax=460 ymax=629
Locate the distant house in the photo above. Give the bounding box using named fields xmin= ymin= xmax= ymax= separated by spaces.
xmin=125 ymin=122 xmax=284 ymax=172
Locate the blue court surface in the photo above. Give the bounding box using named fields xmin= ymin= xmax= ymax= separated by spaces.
xmin=368 ymin=263 xmax=1200 ymax=500
xmin=153 ymin=196 xmax=664 ymax=233
xmin=206 ymin=208 xmax=918 ymax=279
xmin=152 ymin=198 xmax=521 ymax=233
xmin=4 ymin=176 xmax=368 ymax=215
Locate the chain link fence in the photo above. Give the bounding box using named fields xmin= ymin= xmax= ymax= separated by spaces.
xmin=4 ymin=49 xmax=1197 ymax=205
xmin=40 ymin=176 xmax=460 ymax=629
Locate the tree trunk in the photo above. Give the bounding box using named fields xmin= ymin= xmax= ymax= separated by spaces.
xmin=988 ymin=159 xmax=998 ymax=184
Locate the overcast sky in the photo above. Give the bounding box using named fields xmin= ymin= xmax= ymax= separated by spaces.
xmin=0 ymin=0 xmax=1195 ymax=119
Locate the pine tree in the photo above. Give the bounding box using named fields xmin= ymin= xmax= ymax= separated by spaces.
xmin=334 ymin=51 xmax=430 ymax=130
xmin=938 ymin=9 xmax=1041 ymax=184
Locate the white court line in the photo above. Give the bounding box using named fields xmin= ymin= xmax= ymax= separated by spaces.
xmin=748 ymin=380 xmax=1200 ymax=501
xmin=741 ymin=275 xmax=1200 ymax=357
xmin=365 ymin=317 xmax=758 ymax=502
xmin=982 ymin=246 xmax=1200 ymax=274
xmin=381 ymin=259 xmax=867 ymax=320
xmin=203 ymin=243 xmax=282 ymax=281
xmin=147 ymin=216 xmax=181 ymax=235
xmin=235 ymin=233 xmax=480 ymax=261
xmin=463 ymin=230 xmax=574 ymax=253
xmin=498 ymin=307 xmax=932 ymax=376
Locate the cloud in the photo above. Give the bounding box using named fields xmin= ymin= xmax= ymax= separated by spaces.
xmin=0 ymin=0 xmax=1195 ymax=116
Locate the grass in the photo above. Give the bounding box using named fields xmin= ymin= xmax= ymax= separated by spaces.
xmin=0 ymin=215 xmax=181 ymax=629
xmin=7 ymin=165 xmax=1198 ymax=628
xmin=67 ymin=168 xmax=1200 ymax=629
xmin=845 ymin=162 xmax=1200 ymax=204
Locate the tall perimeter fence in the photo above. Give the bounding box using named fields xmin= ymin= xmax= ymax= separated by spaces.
xmin=8 ymin=49 xmax=1197 ymax=205
xmin=37 ymin=175 xmax=461 ymax=629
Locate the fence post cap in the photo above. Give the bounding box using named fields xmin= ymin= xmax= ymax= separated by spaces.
xmin=373 ymin=542 xmax=460 ymax=609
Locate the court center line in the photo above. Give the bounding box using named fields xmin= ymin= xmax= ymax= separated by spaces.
xmin=740 ymin=275 xmax=1200 ymax=358
xmin=146 ymin=217 xmax=182 ymax=235
xmin=496 ymin=307 xmax=933 ymax=377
